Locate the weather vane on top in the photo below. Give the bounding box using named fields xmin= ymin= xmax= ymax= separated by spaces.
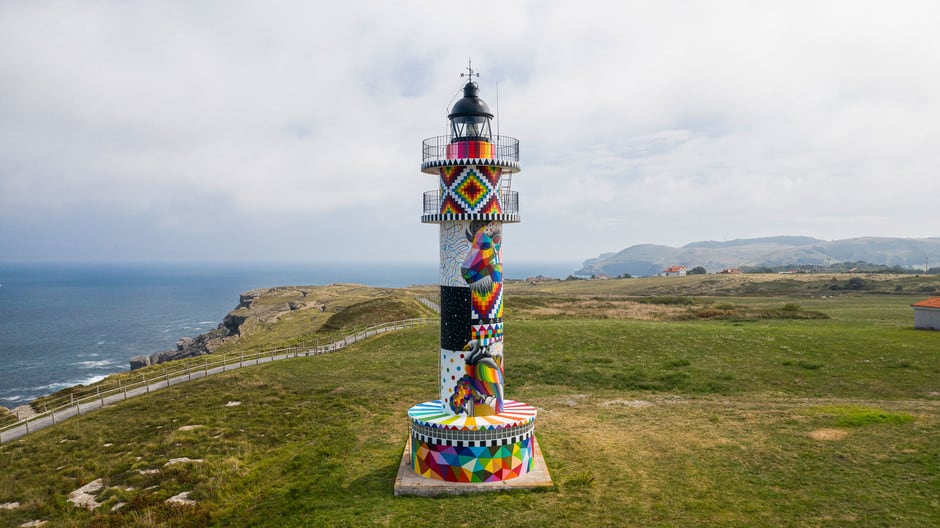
xmin=461 ymin=58 xmax=480 ymax=80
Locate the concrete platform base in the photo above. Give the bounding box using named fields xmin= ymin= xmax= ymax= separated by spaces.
xmin=393 ymin=436 xmax=554 ymax=496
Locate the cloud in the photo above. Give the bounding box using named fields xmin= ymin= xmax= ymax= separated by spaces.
xmin=1 ymin=1 xmax=939 ymax=264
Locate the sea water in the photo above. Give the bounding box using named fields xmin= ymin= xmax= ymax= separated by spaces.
xmin=0 ymin=261 xmax=575 ymax=407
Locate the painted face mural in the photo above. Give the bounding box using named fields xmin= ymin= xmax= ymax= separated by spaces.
xmin=462 ymin=221 xmax=504 ymax=323
xmin=448 ymin=220 xmax=505 ymax=416
xmin=449 ymin=341 xmax=504 ymax=416
xmin=461 ymin=222 xmax=502 ymax=293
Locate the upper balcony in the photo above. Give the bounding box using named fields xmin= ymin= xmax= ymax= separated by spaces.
xmin=421 ymin=189 xmax=520 ymax=224
xmin=421 ymin=135 xmax=520 ymax=174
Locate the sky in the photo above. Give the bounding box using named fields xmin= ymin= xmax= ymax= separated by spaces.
xmin=2 ymin=1 xmax=939 ymax=267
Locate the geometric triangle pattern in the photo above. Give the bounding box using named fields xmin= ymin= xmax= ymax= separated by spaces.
xmin=454 ymin=169 xmax=489 ymax=209
xmin=440 ymin=165 xmax=462 ymax=187
xmin=478 ymin=194 xmax=502 ymax=214
xmin=437 ymin=165 xmax=502 ymax=214
xmin=412 ymin=435 xmax=533 ymax=483
xmin=471 ymin=322 xmax=503 ymax=345
xmin=440 ymin=193 xmax=463 ymax=215
xmin=472 ymin=281 xmax=503 ymax=320
xmin=477 ymin=165 xmax=502 ymax=186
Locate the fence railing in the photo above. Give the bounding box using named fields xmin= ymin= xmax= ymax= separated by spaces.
xmin=422 ymin=135 xmax=520 ymax=164
xmin=0 ymin=317 xmax=437 ymax=443
xmin=422 ymin=189 xmax=519 ymax=217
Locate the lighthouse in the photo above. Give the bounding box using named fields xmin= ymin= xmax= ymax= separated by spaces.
xmin=406 ymin=66 xmax=539 ymax=484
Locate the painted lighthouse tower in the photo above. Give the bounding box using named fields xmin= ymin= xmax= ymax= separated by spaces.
xmin=407 ymin=68 xmax=537 ymax=483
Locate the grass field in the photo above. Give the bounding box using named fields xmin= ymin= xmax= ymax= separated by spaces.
xmin=1 ymin=276 xmax=938 ymax=527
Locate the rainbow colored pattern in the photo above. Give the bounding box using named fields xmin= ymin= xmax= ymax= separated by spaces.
xmin=409 ymin=400 xmax=536 ymax=430
xmin=438 ymin=166 xmax=503 ymax=215
xmin=472 ymin=281 xmax=502 ymax=320
xmin=471 ymin=322 xmax=503 ymax=344
xmin=412 ymin=436 xmax=533 ymax=483
xmin=446 ymin=141 xmax=494 ymax=160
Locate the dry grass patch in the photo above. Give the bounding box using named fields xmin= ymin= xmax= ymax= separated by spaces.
xmin=521 ymin=299 xmax=690 ymax=320
xmin=809 ymin=428 xmax=848 ymax=441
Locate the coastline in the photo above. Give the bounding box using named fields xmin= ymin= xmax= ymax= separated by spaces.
xmin=0 ymin=261 xmax=576 ymax=410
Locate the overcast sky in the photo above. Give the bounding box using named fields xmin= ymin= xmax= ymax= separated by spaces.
xmin=2 ymin=1 xmax=938 ymax=267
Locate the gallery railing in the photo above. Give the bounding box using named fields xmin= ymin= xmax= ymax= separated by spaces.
xmin=422 ymin=190 xmax=519 ymax=216
xmin=422 ymin=135 xmax=520 ymax=164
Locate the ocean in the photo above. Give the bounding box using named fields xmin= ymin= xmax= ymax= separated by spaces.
xmin=0 ymin=261 xmax=576 ymax=408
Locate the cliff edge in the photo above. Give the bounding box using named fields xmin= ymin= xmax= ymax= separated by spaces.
xmin=129 ymin=287 xmax=322 ymax=370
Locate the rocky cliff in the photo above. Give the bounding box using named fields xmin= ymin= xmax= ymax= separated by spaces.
xmin=129 ymin=287 xmax=321 ymax=370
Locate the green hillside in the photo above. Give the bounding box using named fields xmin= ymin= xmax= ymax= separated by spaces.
xmin=1 ymin=277 xmax=938 ymax=527
xmin=577 ymin=236 xmax=940 ymax=277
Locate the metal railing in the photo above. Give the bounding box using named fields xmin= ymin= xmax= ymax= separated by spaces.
xmin=422 ymin=135 xmax=519 ymax=164
xmin=422 ymin=190 xmax=519 ymax=216
xmin=0 ymin=317 xmax=437 ymax=443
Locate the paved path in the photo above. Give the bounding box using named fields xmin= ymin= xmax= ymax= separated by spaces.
xmin=1 ymin=316 xmax=437 ymax=444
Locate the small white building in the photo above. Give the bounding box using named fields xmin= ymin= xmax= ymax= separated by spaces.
xmin=662 ymin=265 xmax=687 ymax=277
xmin=912 ymin=297 xmax=940 ymax=330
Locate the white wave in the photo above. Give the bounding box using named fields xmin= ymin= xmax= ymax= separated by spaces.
xmin=35 ymin=374 xmax=110 ymax=393
xmin=35 ymin=381 xmax=79 ymax=392
xmin=197 ymin=321 xmax=215 ymax=325
xmin=80 ymin=375 xmax=108 ymax=386
xmin=1 ymin=394 xmax=26 ymax=402
xmin=75 ymin=360 xmax=118 ymax=368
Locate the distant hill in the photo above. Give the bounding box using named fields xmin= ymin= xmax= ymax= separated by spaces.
xmin=576 ymin=236 xmax=940 ymax=277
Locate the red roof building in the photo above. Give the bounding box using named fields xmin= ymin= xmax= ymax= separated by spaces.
xmin=662 ymin=266 xmax=687 ymax=277
xmin=912 ymin=297 xmax=940 ymax=330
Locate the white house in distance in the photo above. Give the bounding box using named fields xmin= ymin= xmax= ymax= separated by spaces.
xmin=911 ymin=297 xmax=940 ymax=330
xmin=662 ymin=265 xmax=687 ymax=277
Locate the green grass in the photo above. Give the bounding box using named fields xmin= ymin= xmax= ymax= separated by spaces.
xmin=0 ymin=407 xmax=15 ymax=428
xmin=1 ymin=283 xmax=939 ymax=527
xmin=806 ymin=405 xmax=917 ymax=427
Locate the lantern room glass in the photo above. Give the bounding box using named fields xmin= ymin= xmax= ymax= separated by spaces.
xmin=451 ymin=115 xmax=492 ymax=142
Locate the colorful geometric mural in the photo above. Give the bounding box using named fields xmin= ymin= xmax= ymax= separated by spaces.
xmin=446 ymin=140 xmax=495 ymax=160
xmin=454 ymin=170 xmax=489 ymax=209
xmin=463 ymin=221 xmax=503 ymax=322
xmin=476 ymin=165 xmax=501 ymax=186
xmin=412 ymin=78 xmax=538 ymax=485
xmin=450 ymin=340 xmax=503 ymax=415
xmin=408 ymin=399 xmax=536 ymax=483
xmin=409 ymin=399 xmax=537 ymax=430
xmin=471 ymin=281 xmax=503 ymax=321
xmin=440 ymin=165 xmax=462 ymax=187
xmin=412 ymin=435 xmax=533 ymax=483
xmin=462 ymin=222 xmax=502 ymax=287
xmin=471 ymin=322 xmax=503 ymax=344
xmin=437 ymin=165 xmax=503 ymax=215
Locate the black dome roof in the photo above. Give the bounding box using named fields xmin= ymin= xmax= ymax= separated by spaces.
xmin=448 ymin=81 xmax=493 ymax=119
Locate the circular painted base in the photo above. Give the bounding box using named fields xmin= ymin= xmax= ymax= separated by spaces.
xmin=408 ymin=400 xmax=537 ymax=483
